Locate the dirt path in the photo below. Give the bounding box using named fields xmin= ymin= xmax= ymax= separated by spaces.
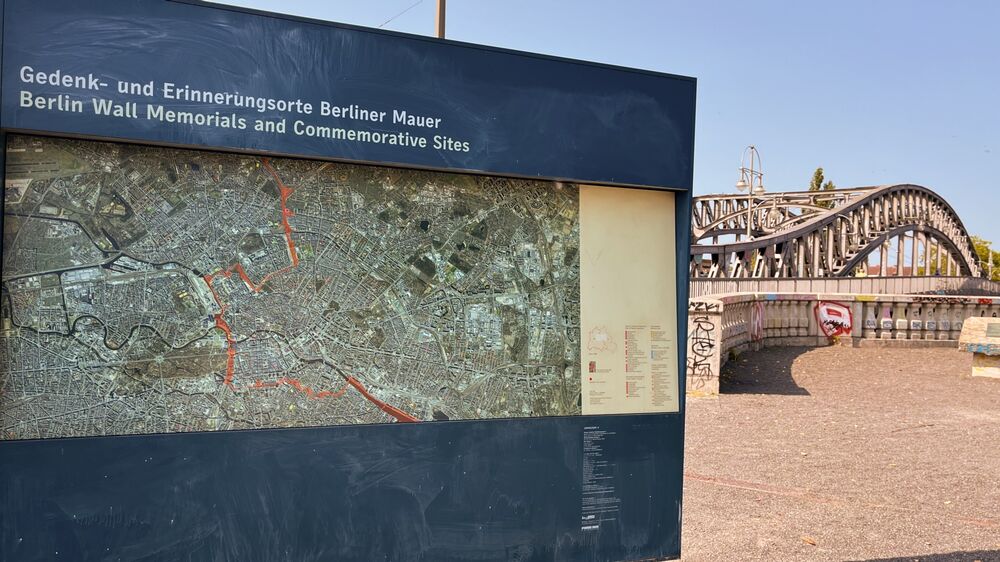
xmin=682 ymin=346 xmax=1000 ymax=561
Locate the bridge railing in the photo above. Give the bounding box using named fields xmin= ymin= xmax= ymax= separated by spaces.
xmin=689 ymin=276 xmax=1000 ymax=298
xmin=686 ymin=292 xmax=1000 ymax=395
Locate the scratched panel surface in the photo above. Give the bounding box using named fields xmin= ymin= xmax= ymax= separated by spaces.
xmin=2 ymin=0 xmax=696 ymax=190
xmin=0 ymin=414 xmax=682 ymax=561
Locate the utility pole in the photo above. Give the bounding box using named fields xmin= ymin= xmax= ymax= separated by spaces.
xmin=436 ymin=0 xmax=446 ymax=38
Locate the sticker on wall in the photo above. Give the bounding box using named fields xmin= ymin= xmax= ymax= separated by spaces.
xmin=815 ymin=301 xmax=853 ymax=338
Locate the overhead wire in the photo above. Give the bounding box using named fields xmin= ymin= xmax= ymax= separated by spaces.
xmin=377 ymin=0 xmax=424 ymax=28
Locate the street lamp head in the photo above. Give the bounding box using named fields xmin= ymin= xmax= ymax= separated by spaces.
xmin=735 ymin=178 xmax=749 ymax=191
xmin=753 ymin=183 xmax=766 ymax=196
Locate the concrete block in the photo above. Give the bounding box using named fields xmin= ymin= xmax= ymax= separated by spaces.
xmin=972 ymin=354 xmax=1000 ymax=379
xmin=958 ymin=317 xmax=1000 ymax=356
xmin=958 ymin=317 xmax=1000 ymax=379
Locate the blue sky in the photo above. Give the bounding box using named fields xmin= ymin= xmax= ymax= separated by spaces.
xmin=219 ymin=0 xmax=999 ymax=243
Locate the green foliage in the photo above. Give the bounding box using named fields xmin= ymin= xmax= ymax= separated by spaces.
xmin=971 ymin=236 xmax=1000 ymax=281
xmin=809 ymin=167 xmax=836 ymax=208
xmin=913 ymin=236 xmax=999 ymax=278
xmin=809 ymin=168 xmax=825 ymax=192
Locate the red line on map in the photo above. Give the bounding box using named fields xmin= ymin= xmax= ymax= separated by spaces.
xmin=200 ymin=158 xmax=303 ymax=390
xmin=261 ymin=157 xmax=299 ymax=267
xmin=345 ymin=376 xmax=419 ymax=423
xmin=252 ymin=377 xmax=349 ymax=399
xmin=203 ymin=273 xmax=237 ymax=387
xmin=201 ymin=159 xmax=418 ymax=420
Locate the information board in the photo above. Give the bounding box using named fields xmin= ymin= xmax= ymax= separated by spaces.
xmin=0 ymin=1 xmax=695 ymax=560
xmin=2 ymin=135 xmax=677 ymax=436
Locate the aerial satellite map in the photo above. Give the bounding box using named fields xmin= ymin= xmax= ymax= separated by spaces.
xmin=0 ymin=135 xmax=581 ymax=439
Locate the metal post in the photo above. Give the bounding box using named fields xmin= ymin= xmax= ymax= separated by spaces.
xmin=746 ymin=150 xmax=754 ymax=240
xmin=436 ymin=0 xmax=446 ymax=38
xmin=896 ymin=232 xmax=906 ymax=277
xmin=922 ymin=233 xmax=930 ymax=276
xmin=735 ymin=146 xmax=764 ymax=242
xmin=880 ymin=239 xmax=889 ymax=276
xmin=746 ymin=195 xmax=752 ymax=240
xmin=937 ymin=239 xmax=944 ymax=275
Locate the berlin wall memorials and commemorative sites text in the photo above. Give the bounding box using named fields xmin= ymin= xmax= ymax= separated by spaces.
xmin=1 ymin=135 xmax=679 ymax=439
xmin=17 ymin=66 xmax=470 ymax=152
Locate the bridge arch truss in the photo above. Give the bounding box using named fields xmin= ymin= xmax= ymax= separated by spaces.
xmin=690 ymin=184 xmax=983 ymax=279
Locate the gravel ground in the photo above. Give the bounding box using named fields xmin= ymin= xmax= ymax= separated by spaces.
xmin=681 ymin=346 xmax=1000 ymax=562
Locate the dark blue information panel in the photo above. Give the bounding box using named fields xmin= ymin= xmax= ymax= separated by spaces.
xmin=1 ymin=0 xmax=695 ymax=190
xmin=2 ymin=415 xmax=684 ymax=561
xmin=0 ymin=1 xmax=695 ymax=560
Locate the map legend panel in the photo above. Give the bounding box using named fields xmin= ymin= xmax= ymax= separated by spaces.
xmin=580 ymin=185 xmax=679 ymax=415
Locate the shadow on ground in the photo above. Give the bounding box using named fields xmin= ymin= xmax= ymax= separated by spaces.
xmin=719 ymin=346 xmax=812 ymax=396
xmin=851 ymin=550 xmax=1000 ymax=561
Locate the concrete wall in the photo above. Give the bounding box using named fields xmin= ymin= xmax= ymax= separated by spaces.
xmin=686 ymin=292 xmax=1000 ymax=395
xmin=689 ymin=276 xmax=1000 ymax=299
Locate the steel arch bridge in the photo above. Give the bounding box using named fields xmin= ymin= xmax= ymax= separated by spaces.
xmin=690 ymin=184 xmax=983 ymax=279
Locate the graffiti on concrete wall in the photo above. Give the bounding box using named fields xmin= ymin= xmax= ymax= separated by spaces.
xmin=864 ymin=308 xmax=878 ymax=330
xmin=750 ymin=302 xmax=766 ymax=342
xmin=690 ymin=301 xmax=720 ymax=312
xmin=880 ymin=305 xmax=893 ymax=330
xmin=815 ymin=301 xmax=853 ymax=338
xmin=912 ymin=296 xmax=957 ymax=304
xmin=687 ymin=315 xmax=717 ymax=390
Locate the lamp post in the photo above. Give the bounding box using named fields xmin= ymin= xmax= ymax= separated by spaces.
xmin=735 ymin=145 xmax=766 ymax=240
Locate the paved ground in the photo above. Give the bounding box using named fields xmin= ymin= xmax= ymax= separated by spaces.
xmin=681 ymin=346 xmax=1000 ymax=562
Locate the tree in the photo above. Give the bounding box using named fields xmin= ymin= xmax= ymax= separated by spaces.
xmin=809 ymin=167 xmax=836 ymax=208
xmin=912 ymin=235 xmax=999 ymax=278
xmin=971 ymin=236 xmax=1000 ymax=281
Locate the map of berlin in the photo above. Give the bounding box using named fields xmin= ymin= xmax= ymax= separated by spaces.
xmin=0 ymin=135 xmax=581 ymax=439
